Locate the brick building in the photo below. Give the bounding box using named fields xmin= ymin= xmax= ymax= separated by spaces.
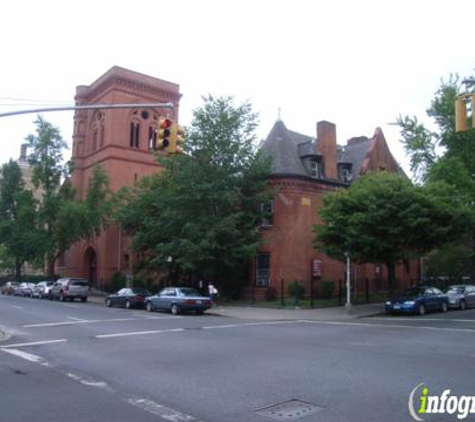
xmin=252 ymin=119 xmax=420 ymax=299
xmin=60 ymin=66 xmax=419 ymax=295
xmin=59 ymin=66 xmax=181 ymax=288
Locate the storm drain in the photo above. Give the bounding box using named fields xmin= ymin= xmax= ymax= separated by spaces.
xmin=254 ymin=399 xmax=323 ymax=421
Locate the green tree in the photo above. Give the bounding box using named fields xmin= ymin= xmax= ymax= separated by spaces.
xmin=0 ymin=160 xmax=44 ymax=281
xmin=26 ymin=116 xmax=111 ymax=277
xmin=116 ymin=95 xmax=273 ymax=293
xmin=313 ymin=171 xmax=466 ymax=290
xmin=397 ymin=71 xmax=475 ymax=279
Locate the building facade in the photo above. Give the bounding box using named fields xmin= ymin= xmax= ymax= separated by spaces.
xmin=59 ymin=66 xmax=181 ymax=288
xmin=252 ymin=119 xmax=420 ymax=299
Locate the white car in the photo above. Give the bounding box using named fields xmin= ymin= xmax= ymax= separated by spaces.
xmin=32 ymin=281 xmax=55 ymax=299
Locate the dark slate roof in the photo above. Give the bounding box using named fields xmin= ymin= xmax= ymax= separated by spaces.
xmin=339 ymin=136 xmax=372 ymax=176
xmin=260 ymin=120 xmax=310 ymax=177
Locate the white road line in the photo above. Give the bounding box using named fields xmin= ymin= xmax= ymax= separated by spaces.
xmin=128 ymin=398 xmax=201 ymax=421
xmin=371 ymin=317 xmax=475 ymax=323
xmin=68 ymin=317 xmax=86 ymax=321
xmin=66 ymin=373 xmax=114 ymax=392
xmin=1 ymin=339 xmax=68 ymax=348
xmin=298 ymin=319 xmax=475 ymax=333
xmin=1 ymin=348 xmax=51 ymax=367
xmin=202 ymin=321 xmax=296 ymax=330
xmin=96 ymin=328 xmax=185 ymax=339
xmin=12 ymin=305 xmax=22 ymax=309
xmin=23 ymin=318 xmax=135 ymax=328
xmin=132 ymin=313 xmax=183 ymax=320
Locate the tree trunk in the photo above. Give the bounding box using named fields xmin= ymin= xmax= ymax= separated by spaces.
xmin=386 ymin=261 xmax=396 ymax=294
xmin=15 ymin=259 xmax=22 ymax=283
xmin=47 ymin=256 xmax=56 ymax=279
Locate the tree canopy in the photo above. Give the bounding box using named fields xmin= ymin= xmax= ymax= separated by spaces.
xmin=116 ymin=95 xmax=273 ymax=293
xmin=314 ymin=171 xmax=466 ymax=289
xmin=397 ymin=70 xmax=475 ymax=280
xmin=25 ymin=116 xmax=111 ymax=277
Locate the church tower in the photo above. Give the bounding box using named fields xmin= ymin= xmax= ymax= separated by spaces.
xmin=62 ymin=66 xmax=181 ymax=287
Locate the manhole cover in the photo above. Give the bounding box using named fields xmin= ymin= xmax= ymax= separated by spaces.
xmin=255 ymin=399 xmax=323 ymax=421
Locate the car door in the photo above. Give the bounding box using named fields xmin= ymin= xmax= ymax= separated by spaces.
xmin=116 ymin=288 xmax=130 ymax=306
xmin=424 ymin=288 xmax=438 ymax=310
xmin=466 ymin=286 xmax=475 ymax=307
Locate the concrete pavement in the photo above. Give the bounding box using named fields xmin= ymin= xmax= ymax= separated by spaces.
xmin=86 ymin=293 xmax=385 ymax=321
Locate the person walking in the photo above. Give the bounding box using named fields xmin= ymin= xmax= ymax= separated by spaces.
xmin=208 ymin=283 xmax=218 ymax=304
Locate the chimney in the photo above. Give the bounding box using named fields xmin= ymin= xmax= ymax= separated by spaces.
xmin=19 ymin=144 xmax=28 ymax=162
xmin=316 ymin=121 xmax=337 ymax=179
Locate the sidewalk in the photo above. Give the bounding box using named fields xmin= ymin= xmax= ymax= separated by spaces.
xmin=87 ymin=294 xmax=384 ymax=321
xmin=209 ymin=302 xmax=385 ymax=321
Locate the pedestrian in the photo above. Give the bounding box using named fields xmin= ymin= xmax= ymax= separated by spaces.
xmin=208 ymin=283 xmax=218 ymax=304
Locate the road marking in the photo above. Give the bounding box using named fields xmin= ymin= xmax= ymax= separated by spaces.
xmin=67 ymin=372 xmax=114 ymax=392
xmin=23 ymin=318 xmax=135 ymax=328
xmin=371 ymin=317 xmax=475 ymax=323
xmin=298 ymin=320 xmax=475 ymax=333
xmin=12 ymin=305 xmax=22 ymax=309
xmin=68 ymin=317 xmax=86 ymax=321
xmin=2 ymin=348 xmax=51 ymax=367
xmin=1 ymin=339 xmax=68 ymax=348
xmin=132 ymin=313 xmax=184 ymax=320
xmin=202 ymin=321 xmax=296 ymax=330
xmin=128 ymin=397 xmax=202 ymax=421
xmin=96 ymin=328 xmax=185 ymax=339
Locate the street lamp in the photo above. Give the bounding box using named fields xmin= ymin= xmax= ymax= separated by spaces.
xmin=344 ymin=252 xmax=351 ymax=310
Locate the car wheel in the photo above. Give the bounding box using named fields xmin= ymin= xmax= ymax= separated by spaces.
xmin=125 ymin=300 xmax=131 ymax=310
xmin=106 ymin=299 xmax=112 ymax=307
xmin=460 ymin=300 xmax=466 ymax=311
xmin=59 ymin=292 xmax=65 ymax=302
xmin=145 ymin=301 xmax=153 ymax=312
xmin=441 ymin=301 xmax=448 ymax=313
xmin=171 ymin=304 xmax=179 ymax=315
xmin=418 ymin=304 xmax=426 ymax=316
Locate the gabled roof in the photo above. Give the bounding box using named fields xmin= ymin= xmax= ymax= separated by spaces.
xmin=260 ymin=120 xmax=310 ymax=177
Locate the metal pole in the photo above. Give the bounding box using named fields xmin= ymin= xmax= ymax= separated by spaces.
xmin=345 ymin=252 xmax=352 ymax=311
xmin=0 ymin=102 xmax=174 ymax=118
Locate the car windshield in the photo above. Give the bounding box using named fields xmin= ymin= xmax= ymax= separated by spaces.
xmin=178 ymin=288 xmax=201 ymax=297
xmin=404 ymin=287 xmax=425 ymax=297
xmin=447 ymin=286 xmax=465 ymax=294
xmin=131 ymin=288 xmax=150 ymax=295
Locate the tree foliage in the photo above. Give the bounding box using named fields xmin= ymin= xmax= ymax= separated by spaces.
xmin=0 ymin=160 xmax=44 ymax=280
xmin=314 ymin=171 xmax=466 ymax=289
xmin=397 ymin=71 xmax=475 ymax=279
xmin=116 ymin=96 xmax=273 ymax=292
xmin=26 ymin=116 xmax=111 ymax=277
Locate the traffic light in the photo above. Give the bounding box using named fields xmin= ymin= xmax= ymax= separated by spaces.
xmin=167 ymin=123 xmax=185 ymax=154
xmin=154 ymin=116 xmax=173 ymax=150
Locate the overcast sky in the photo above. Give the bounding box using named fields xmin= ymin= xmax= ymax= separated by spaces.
xmin=1 ymin=0 xmax=473 ymax=175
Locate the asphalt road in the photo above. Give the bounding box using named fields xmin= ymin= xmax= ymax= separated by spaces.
xmin=1 ymin=294 xmax=475 ymax=422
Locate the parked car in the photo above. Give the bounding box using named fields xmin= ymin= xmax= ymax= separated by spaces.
xmin=144 ymin=287 xmax=212 ymax=315
xmin=49 ymin=278 xmax=89 ymax=302
xmin=105 ymin=287 xmax=151 ymax=309
xmin=32 ymin=281 xmax=55 ymax=299
xmin=385 ymin=286 xmax=448 ymax=315
xmin=1 ymin=281 xmax=20 ymax=295
xmin=15 ymin=282 xmax=36 ymax=297
xmin=445 ymin=284 xmax=475 ymax=310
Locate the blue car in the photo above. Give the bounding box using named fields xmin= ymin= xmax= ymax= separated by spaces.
xmin=385 ymin=286 xmax=448 ymax=315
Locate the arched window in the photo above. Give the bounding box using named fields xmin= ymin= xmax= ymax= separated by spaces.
xmin=128 ymin=110 xmax=158 ymax=150
xmin=90 ymin=111 xmax=105 ymax=153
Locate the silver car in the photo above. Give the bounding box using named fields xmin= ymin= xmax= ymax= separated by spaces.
xmin=49 ymin=278 xmax=89 ymax=302
xmin=32 ymin=281 xmax=55 ymax=299
xmin=446 ymin=284 xmax=475 ymax=310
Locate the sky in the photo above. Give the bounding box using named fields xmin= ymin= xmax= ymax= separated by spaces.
xmin=0 ymin=0 xmax=474 ymax=176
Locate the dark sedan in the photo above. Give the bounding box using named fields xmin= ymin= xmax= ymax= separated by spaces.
xmin=105 ymin=287 xmax=151 ymax=309
xmin=145 ymin=287 xmax=212 ymax=315
xmin=385 ymin=286 xmax=448 ymax=315
xmin=446 ymin=284 xmax=475 ymax=310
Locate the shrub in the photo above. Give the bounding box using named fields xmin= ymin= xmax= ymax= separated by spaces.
xmin=288 ymin=281 xmax=305 ymax=300
xmin=265 ymin=287 xmax=277 ymax=301
xmin=320 ymin=280 xmax=335 ymax=299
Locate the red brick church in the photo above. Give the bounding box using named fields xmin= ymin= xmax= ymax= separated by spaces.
xmin=59 ymin=66 xmax=419 ymax=294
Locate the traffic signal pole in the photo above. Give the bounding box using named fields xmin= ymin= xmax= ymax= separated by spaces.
xmin=0 ymin=102 xmax=174 ymax=118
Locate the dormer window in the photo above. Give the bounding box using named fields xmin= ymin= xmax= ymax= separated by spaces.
xmin=338 ymin=163 xmax=353 ymax=183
